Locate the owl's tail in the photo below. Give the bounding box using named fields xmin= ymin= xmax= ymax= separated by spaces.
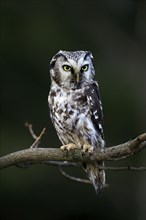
xmin=83 ymin=162 xmax=106 ymax=194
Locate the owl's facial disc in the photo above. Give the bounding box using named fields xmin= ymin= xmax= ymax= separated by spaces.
xmin=62 ymin=60 xmax=80 ymax=83
xmin=50 ymin=51 xmax=95 ymax=89
xmin=61 ymin=59 xmax=90 ymax=85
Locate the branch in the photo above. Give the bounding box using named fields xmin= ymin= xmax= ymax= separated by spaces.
xmin=0 ymin=133 xmax=146 ymax=169
xmin=25 ymin=122 xmax=46 ymax=148
xmin=48 ymin=163 xmax=146 ymax=185
xmin=59 ymin=166 xmax=91 ymax=184
xmin=43 ymin=161 xmax=146 ymax=171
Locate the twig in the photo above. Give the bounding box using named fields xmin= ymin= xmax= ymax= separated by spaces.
xmin=15 ymin=160 xmax=146 ymax=171
xmin=98 ymin=165 xmax=146 ymax=171
xmin=58 ymin=163 xmax=146 ymax=185
xmin=59 ymin=166 xmax=108 ymax=188
xmin=42 ymin=161 xmax=79 ymax=167
xmin=30 ymin=127 xmax=46 ymax=148
xmin=41 ymin=161 xmax=146 ymax=171
xmin=25 ymin=122 xmax=46 ymax=148
xmin=43 ymin=161 xmax=146 ymax=172
xmin=25 ymin=122 xmax=38 ymax=140
xmin=59 ymin=166 xmax=91 ymax=184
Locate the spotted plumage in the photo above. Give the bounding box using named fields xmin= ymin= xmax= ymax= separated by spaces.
xmin=48 ymin=50 xmax=106 ymax=193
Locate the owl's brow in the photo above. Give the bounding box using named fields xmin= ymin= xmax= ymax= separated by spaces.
xmin=50 ymin=54 xmax=67 ymax=69
xmin=84 ymin=51 xmax=92 ymax=59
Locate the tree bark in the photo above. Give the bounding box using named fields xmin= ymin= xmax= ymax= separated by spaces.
xmin=0 ymin=133 xmax=146 ymax=169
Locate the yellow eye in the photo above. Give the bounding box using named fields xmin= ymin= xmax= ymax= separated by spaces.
xmin=63 ymin=65 xmax=71 ymax=71
xmin=81 ymin=64 xmax=89 ymax=72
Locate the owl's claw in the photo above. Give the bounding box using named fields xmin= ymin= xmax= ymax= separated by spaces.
xmin=82 ymin=144 xmax=94 ymax=154
xmin=60 ymin=143 xmax=77 ymax=151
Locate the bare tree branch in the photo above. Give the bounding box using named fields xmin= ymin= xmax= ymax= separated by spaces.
xmin=0 ymin=133 xmax=146 ymax=169
xmin=15 ymin=160 xmax=146 ymax=172
xmin=25 ymin=122 xmax=46 ymax=148
xmin=25 ymin=122 xmax=38 ymax=140
xmin=59 ymin=166 xmax=91 ymax=184
xmin=48 ymin=163 xmax=146 ymax=185
xmin=58 ymin=164 xmax=146 ymax=185
xmin=43 ymin=161 xmax=146 ymax=171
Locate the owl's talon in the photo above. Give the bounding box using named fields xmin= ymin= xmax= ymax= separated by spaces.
xmin=60 ymin=143 xmax=77 ymax=151
xmin=82 ymin=144 xmax=94 ymax=154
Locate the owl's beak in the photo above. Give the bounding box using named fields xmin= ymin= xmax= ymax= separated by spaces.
xmin=76 ymin=72 xmax=80 ymax=83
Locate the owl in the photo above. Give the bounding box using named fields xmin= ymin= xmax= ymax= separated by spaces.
xmin=48 ymin=50 xmax=105 ymax=193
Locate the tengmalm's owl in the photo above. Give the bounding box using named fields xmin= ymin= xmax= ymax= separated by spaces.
xmin=48 ymin=50 xmax=105 ymax=193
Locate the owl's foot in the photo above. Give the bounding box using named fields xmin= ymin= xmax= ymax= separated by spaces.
xmin=60 ymin=143 xmax=77 ymax=151
xmin=82 ymin=144 xmax=94 ymax=154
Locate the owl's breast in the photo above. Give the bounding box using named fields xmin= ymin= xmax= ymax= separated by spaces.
xmin=49 ymin=85 xmax=88 ymax=130
xmin=49 ymin=84 xmax=101 ymax=147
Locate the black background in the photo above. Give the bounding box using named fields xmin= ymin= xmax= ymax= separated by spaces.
xmin=0 ymin=1 xmax=145 ymax=220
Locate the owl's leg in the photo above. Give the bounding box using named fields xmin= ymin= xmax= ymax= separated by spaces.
xmin=60 ymin=143 xmax=78 ymax=151
xmin=82 ymin=144 xmax=94 ymax=154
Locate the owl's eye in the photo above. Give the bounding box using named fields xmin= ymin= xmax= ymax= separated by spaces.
xmin=63 ymin=65 xmax=71 ymax=71
xmin=81 ymin=64 xmax=89 ymax=72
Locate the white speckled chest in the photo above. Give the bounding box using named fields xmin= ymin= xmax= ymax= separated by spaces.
xmin=48 ymin=82 xmax=99 ymax=147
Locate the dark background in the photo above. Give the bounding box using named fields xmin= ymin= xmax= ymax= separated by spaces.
xmin=0 ymin=1 xmax=145 ymax=220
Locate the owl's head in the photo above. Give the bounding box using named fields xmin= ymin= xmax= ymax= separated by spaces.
xmin=49 ymin=50 xmax=95 ymax=89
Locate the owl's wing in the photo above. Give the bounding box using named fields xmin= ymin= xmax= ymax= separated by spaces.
xmin=86 ymin=82 xmax=104 ymax=139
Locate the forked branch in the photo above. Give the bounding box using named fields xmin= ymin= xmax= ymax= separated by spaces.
xmin=0 ymin=132 xmax=146 ymax=169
